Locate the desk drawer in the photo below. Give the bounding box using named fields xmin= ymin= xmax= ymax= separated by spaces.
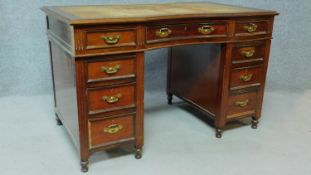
xmin=87 ymin=57 xmax=135 ymax=84
xmin=146 ymin=22 xmax=227 ymax=44
xmin=226 ymin=92 xmax=257 ymax=120
xmin=87 ymin=84 xmax=135 ymax=115
xmin=235 ymin=20 xmax=269 ymax=39
xmin=230 ymin=66 xmax=262 ymax=89
xmin=88 ymin=115 xmax=134 ymax=148
xmin=232 ymin=41 xmax=266 ymax=65
xmin=83 ymin=27 xmax=137 ymax=51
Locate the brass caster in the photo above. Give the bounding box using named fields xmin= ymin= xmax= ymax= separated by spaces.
xmin=251 ymin=119 xmax=258 ymax=129
xmin=81 ymin=160 xmax=89 ymax=173
xmin=216 ymin=129 xmax=222 ymax=138
xmin=135 ymin=148 xmax=142 ymax=159
xmin=167 ymin=93 xmax=173 ymax=105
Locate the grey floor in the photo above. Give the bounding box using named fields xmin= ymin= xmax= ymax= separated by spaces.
xmin=1 ymin=90 xmax=311 ymax=175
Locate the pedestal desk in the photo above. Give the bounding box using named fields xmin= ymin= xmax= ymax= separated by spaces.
xmin=41 ymin=2 xmax=278 ymax=172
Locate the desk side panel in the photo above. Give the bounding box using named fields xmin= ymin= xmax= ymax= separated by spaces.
xmin=47 ymin=15 xmax=74 ymax=55
xmin=169 ymin=44 xmax=221 ymax=115
xmin=50 ymin=41 xmax=80 ymax=149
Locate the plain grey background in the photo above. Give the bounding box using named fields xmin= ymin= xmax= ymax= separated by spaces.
xmin=0 ymin=0 xmax=310 ymax=97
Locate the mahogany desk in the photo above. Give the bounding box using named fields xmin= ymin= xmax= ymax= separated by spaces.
xmin=41 ymin=2 xmax=278 ymax=172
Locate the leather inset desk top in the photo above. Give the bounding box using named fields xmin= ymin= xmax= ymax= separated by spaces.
xmin=42 ymin=2 xmax=277 ymax=24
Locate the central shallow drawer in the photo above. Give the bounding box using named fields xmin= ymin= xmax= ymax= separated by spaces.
xmin=146 ymin=22 xmax=227 ymax=44
xmin=87 ymin=84 xmax=135 ymax=115
xmin=88 ymin=115 xmax=134 ymax=149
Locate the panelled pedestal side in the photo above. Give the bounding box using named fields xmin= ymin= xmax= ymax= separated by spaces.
xmin=168 ymin=17 xmax=275 ymax=138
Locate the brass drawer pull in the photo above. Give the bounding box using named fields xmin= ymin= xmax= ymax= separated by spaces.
xmin=240 ymin=73 xmax=253 ymax=82
xmin=102 ymin=93 xmax=122 ymax=104
xmin=235 ymin=99 xmax=249 ymax=108
xmin=104 ymin=124 xmax=123 ymax=134
xmin=101 ymin=34 xmax=121 ymax=45
xmin=100 ymin=64 xmax=121 ymax=74
xmin=243 ymin=23 xmax=258 ymax=33
xmin=241 ymin=49 xmax=255 ymax=58
xmin=198 ymin=25 xmax=215 ymax=35
xmin=156 ymin=28 xmax=172 ymax=38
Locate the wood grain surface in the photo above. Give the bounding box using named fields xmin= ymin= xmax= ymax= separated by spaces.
xmin=41 ymin=2 xmax=278 ymax=24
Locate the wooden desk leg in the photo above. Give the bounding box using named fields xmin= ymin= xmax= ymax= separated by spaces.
xmin=167 ymin=48 xmax=173 ymax=105
xmin=251 ymin=116 xmax=259 ymax=129
xmin=214 ymin=43 xmax=233 ymax=138
xmin=135 ymin=52 xmax=145 ymax=159
xmin=81 ymin=160 xmax=89 ymax=173
xmin=251 ymin=39 xmax=272 ymax=129
xmin=75 ymin=60 xmax=90 ymax=172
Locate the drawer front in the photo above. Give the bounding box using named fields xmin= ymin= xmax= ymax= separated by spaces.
xmin=146 ymin=22 xmax=227 ymax=44
xmin=84 ymin=27 xmax=137 ymax=51
xmin=87 ymin=58 xmax=135 ymax=83
xmin=226 ymin=92 xmax=257 ymax=120
xmin=230 ymin=67 xmax=262 ymax=89
xmin=232 ymin=41 xmax=266 ymax=64
xmin=88 ymin=115 xmax=134 ymax=148
xmin=87 ymin=84 xmax=135 ymax=115
xmin=235 ymin=20 xmax=268 ymax=38
xmin=189 ymin=23 xmax=227 ymax=37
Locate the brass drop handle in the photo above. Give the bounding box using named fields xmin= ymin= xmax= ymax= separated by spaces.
xmin=243 ymin=23 xmax=258 ymax=33
xmin=156 ymin=28 xmax=172 ymax=38
xmin=101 ymin=34 xmax=121 ymax=45
xmin=235 ymin=99 xmax=249 ymax=108
xmin=241 ymin=49 xmax=255 ymax=58
xmin=240 ymin=73 xmax=253 ymax=82
xmin=104 ymin=124 xmax=123 ymax=134
xmin=198 ymin=25 xmax=215 ymax=35
xmin=100 ymin=64 xmax=121 ymax=74
xmin=102 ymin=93 xmax=122 ymax=104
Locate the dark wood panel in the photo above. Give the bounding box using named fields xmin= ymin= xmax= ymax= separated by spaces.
xmin=169 ymin=44 xmax=222 ymax=115
xmin=48 ymin=16 xmax=73 ymax=51
xmin=50 ymin=41 xmax=80 ymax=148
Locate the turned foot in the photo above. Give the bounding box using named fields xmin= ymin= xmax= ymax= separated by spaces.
xmin=216 ymin=128 xmax=222 ymax=138
xmin=56 ymin=115 xmax=62 ymax=126
xmin=167 ymin=92 xmax=173 ymax=105
xmin=251 ymin=118 xmax=258 ymax=129
xmin=135 ymin=148 xmax=142 ymax=159
xmin=81 ymin=160 xmax=89 ymax=173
